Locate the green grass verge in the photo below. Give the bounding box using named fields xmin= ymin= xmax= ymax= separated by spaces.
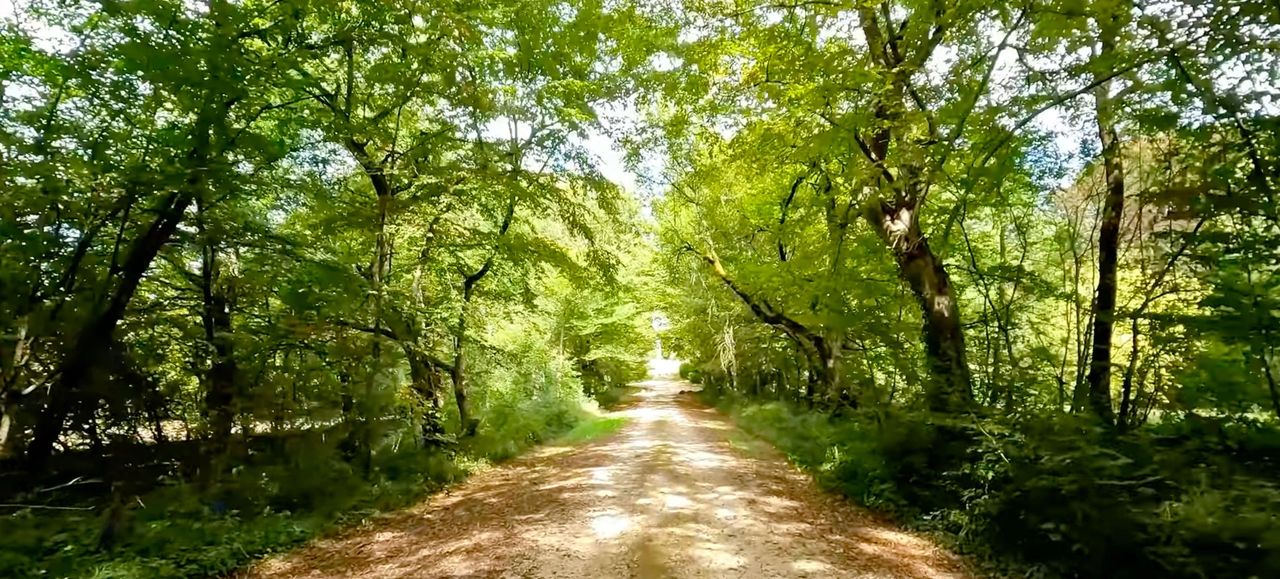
xmin=554 ymin=415 xmax=628 ymax=445
xmin=709 ymin=392 xmax=1280 ymax=579
xmin=0 ymin=392 xmax=607 ymax=579
xmin=592 ymin=385 xmax=642 ymax=409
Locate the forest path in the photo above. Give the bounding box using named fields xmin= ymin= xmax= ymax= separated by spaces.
xmin=248 ymin=377 xmax=973 ymax=578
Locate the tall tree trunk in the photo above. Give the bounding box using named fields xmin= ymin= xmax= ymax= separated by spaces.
xmin=198 ymin=202 xmax=238 ymax=468
xmin=868 ymin=201 xmax=974 ymax=412
xmin=853 ymin=7 xmax=973 ymax=413
xmin=1083 ymin=15 xmax=1125 ymax=425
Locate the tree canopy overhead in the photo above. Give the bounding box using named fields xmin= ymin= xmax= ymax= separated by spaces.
xmin=2 ymin=0 xmax=1279 ymax=576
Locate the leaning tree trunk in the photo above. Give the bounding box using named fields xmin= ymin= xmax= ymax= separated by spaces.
xmin=25 ymin=4 xmax=231 ymax=469
xmin=26 ymin=188 xmax=199 ymax=470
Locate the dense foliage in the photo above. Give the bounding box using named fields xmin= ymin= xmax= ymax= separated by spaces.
xmin=650 ymin=0 xmax=1280 ymax=576
xmin=0 ymin=0 xmax=653 ymax=575
xmin=3 ymin=0 xmax=1279 ymax=576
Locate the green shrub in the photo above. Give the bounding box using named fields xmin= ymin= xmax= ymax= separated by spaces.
xmin=679 ymin=361 xmax=704 ymax=384
xmin=0 ymin=363 xmax=606 ymax=578
xmin=718 ymin=396 xmax=1280 ymax=579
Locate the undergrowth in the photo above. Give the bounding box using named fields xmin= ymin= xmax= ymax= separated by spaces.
xmin=0 ymin=387 xmax=611 ymax=578
xmin=556 ymin=416 xmax=627 ymax=444
xmin=709 ymin=392 xmax=1280 ymax=579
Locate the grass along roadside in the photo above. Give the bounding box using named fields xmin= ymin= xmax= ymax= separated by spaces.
xmin=554 ymin=415 xmax=629 ymax=445
xmin=0 ymin=392 xmax=623 ymax=579
xmin=705 ymin=391 xmax=1280 ymax=578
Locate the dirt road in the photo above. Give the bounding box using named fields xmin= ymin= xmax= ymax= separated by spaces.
xmin=249 ymin=378 xmax=974 ymax=578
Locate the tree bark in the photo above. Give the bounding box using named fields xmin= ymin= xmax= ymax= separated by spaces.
xmin=866 ymin=201 xmax=974 ymax=413
xmin=198 ymin=203 xmax=238 ymax=465
xmin=1083 ymin=15 xmax=1125 ymax=425
xmin=27 ymin=188 xmax=200 ymax=470
xmin=451 ymin=283 xmax=476 ymax=438
xmin=407 ymin=350 xmax=447 ymax=444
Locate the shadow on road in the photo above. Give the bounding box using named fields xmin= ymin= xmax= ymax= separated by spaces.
xmin=249 ymin=377 xmax=972 ymax=578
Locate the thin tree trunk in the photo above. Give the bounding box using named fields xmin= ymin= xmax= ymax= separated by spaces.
xmin=1069 ymin=211 xmax=1091 ymax=412
xmin=1118 ymin=317 xmax=1140 ymax=431
xmin=451 ymin=284 xmax=476 ymax=437
xmin=1083 ymin=21 xmax=1124 ymax=424
xmin=987 ymin=303 xmax=999 ymax=405
xmin=448 ymin=193 xmax=516 ymax=437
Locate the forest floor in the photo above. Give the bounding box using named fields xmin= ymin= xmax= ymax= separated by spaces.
xmin=246 ymin=377 xmax=974 ymax=578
